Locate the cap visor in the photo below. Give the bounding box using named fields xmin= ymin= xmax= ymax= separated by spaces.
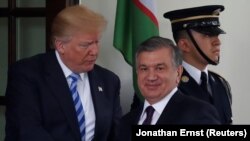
xmin=193 ymin=26 xmax=226 ymax=35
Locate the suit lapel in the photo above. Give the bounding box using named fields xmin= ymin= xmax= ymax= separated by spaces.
xmin=208 ymin=72 xmax=229 ymax=121
xmin=43 ymin=52 xmax=81 ymax=141
xmin=133 ymin=105 xmax=144 ymax=124
xmin=87 ymin=68 xmax=109 ymax=136
xmin=156 ymin=91 xmax=183 ymax=124
xmin=208 ymin=72 xmax=219 ymax=103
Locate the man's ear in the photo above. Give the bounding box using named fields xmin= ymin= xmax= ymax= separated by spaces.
xmin=55 ymin=40 xmax=65 ymax=54
xmin=177 ymin=39 xmax=191 ymax=53
xmin=176 ymin=65 xmax=183 ymax=84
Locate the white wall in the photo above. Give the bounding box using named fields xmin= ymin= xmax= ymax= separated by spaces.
xmin=81 ymin=0 xmax=250 ymax=124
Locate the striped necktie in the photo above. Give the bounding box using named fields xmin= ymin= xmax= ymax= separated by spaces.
xmin=68 ymin=73 xmax=85 ymax=141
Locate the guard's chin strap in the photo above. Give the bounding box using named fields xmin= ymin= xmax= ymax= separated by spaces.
xmin=186 ymin=29 xmax=219 ymax=65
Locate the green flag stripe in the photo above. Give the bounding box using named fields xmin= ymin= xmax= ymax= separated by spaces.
xmin=113 ymin=0 xmax=159 ymax=100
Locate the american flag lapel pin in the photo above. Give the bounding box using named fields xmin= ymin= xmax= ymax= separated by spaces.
xmin=98 ymin=86 xmax=103 ymax=92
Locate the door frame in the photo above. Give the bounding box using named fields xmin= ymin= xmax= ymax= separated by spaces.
xmin=0 ymin=0 xmax=79 ymax=106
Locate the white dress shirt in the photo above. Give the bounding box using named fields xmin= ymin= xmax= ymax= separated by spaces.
xmin=182 ymin=61 xmax=208 ymax=85
xmin=56 ymin=51 xmax=95 ymax=141
xmin=138 ymin=87 xmax=178 ymax=125
xmin=182 ymin=61 xmax=212 ymax=95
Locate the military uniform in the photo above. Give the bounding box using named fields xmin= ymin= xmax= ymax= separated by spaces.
xmin=164 ymin=5 xmax=233 ymax=124
xmin=179 ymin=69 xmax=232 ymax=124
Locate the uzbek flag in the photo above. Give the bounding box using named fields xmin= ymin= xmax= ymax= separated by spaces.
xmin=113 ymin=0 xmax=159 ymax=100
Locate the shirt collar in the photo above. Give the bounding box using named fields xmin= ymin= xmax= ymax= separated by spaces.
xmin=55 ymin=51 xmax=85 ymax=80
xmin=182 ymin=61 xmax=208 ymax=84
xmin=143 ymin=87 xmax=178 ymax=115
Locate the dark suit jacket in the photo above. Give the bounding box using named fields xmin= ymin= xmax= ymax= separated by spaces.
xmin=5 ymin=51 xmax=122 ymax=141
xmin=179 ymin=69 xmax=232 ymax=124
xmin=116 ymin=90 xmax=220 ymax=141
